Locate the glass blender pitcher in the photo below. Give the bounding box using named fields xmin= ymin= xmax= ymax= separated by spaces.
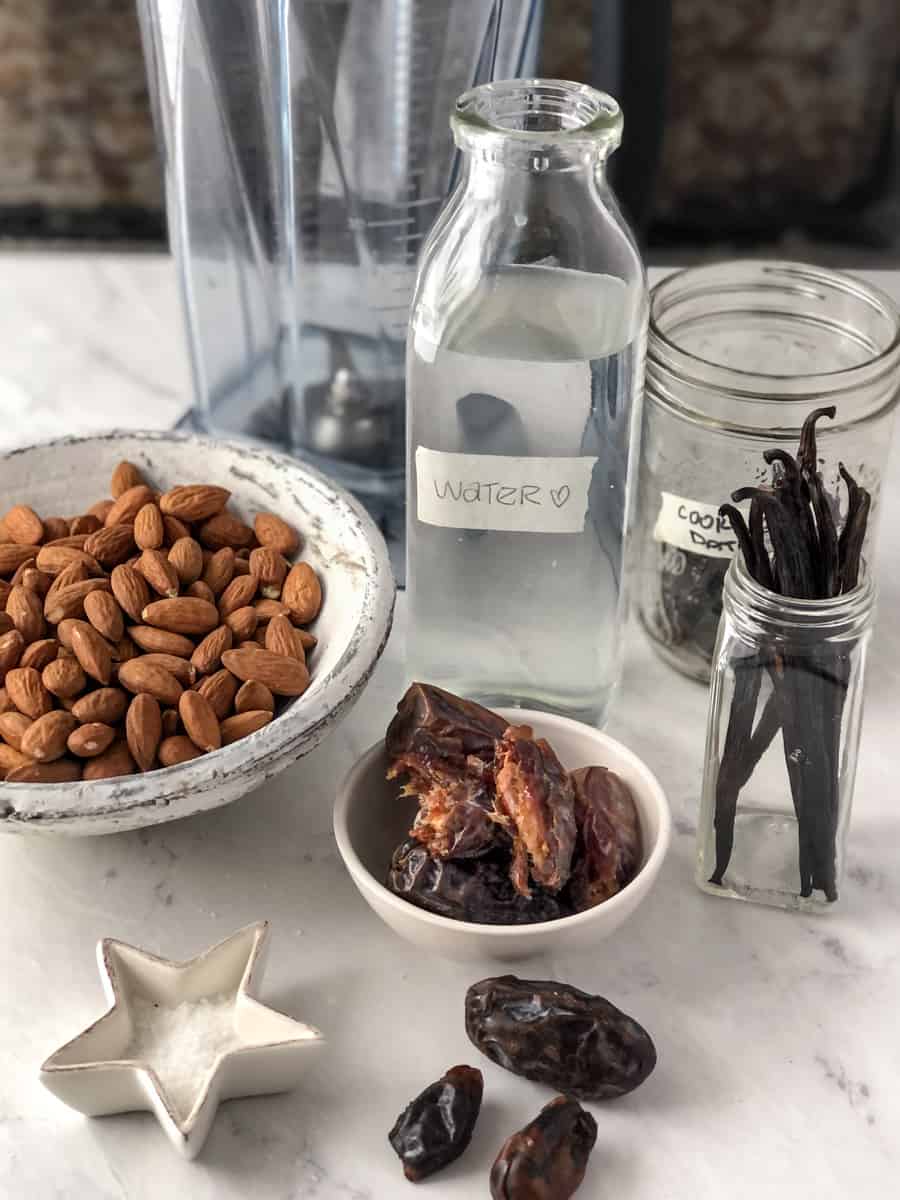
xmin=136 ymin=0 xmax=541 ymax=517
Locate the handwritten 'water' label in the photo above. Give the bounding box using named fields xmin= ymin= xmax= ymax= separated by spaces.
xmin=415 ymin=447 xmax=597 ymax=534
xmin=653 ymin=491 xmax=741 ymax=558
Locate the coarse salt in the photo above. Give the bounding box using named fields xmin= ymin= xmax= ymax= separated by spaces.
xmin=124 ymin=992 xmax=242 ymax=1121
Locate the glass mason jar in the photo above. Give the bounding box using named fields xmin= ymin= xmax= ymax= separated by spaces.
xmin=636 ymin=261 xmax=900 ymax=681
xmin=406 ymin=80 xmax=647 ymax=724
xmin=696 ymin=555 xmax=875 ymax=912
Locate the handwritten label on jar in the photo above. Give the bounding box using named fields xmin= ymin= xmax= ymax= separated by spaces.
xmin=653 ymin=491 xmax=742 ymax=558
xmin=415 ymin=447 xmax=598 ymax=534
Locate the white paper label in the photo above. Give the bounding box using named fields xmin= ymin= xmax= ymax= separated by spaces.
xmin=653 ymin=491 xmax=741 ymax=558
xmin=415 ymin=448 xmax=598 ymax=534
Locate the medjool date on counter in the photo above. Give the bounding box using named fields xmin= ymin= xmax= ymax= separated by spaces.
xmin=388 ymin=840 xmax=573 ymax=925
xmin=490 ymin=1096 xmax=597 ymax=1200
xmin=466 ymin=975 xmax=656 ymax=1099
xmin=388 ymin=1064 xmax=484 ymax=1182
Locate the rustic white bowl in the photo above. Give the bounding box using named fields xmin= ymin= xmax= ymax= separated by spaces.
xmin=334 ymin=709 xmax=671 ymax=962
xmin=0 ymin=432 xmax=394 ymax=835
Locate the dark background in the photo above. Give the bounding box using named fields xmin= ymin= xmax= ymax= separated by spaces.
xmin=1 ymin=0 xmax=898 ymax=264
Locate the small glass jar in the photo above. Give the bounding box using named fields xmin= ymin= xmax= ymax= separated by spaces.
xmin=406 ymin=80 xmax=647 ymax=724
xmin=636 ymin=260 xmax=900 ymax=681
xmin=695 ymin=555 xmax=875 ymax=912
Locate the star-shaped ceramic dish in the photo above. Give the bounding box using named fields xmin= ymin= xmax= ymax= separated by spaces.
xmin=40 ymin=921 xmax=323 ymax=1158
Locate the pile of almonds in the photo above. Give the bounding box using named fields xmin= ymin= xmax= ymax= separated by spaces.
xmin=0 ymin=461 xmax=322 ymax=783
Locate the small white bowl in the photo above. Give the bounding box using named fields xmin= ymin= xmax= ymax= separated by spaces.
xmin=0 ymin=432 xmax=394 ymax=835
xmin=334 ymin=708 xmax=671 ymax=961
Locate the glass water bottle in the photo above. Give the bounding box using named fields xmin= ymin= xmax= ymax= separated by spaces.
xmin=406 ymin=80 xmax=648 ymax=724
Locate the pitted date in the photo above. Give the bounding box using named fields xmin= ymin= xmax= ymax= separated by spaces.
xmin=388 ymin=840 xmax=573 ymax=925
xmin=567 ymin=766 xmax=642 ymax=909
xmin=466 ymin=975 xmax=656 ymax=1099
xmin=388 ymin=1064 xmax=484 ymax=1182
xmin=490 ymin=1096 xmax=597 ymax=1200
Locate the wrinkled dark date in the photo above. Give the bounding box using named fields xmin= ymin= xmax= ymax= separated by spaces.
xmin=386 ymin=682 xmax=508 ymax=771
xmin=466 ymin=976 xmax=657 ymax=1099
xmin=388 ymin=1064 xmax=484 ymax=1182
xmin=388 ymin=840 xmax=573 ymax=925
xmin=490 ymin=1097 xmax=597 ymax=1200
xmin=567 ymin=766 xmax=642 ymax=909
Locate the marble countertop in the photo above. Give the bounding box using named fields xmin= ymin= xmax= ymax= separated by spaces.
xmin=1 ymin=255 xmax=899 ymax=1198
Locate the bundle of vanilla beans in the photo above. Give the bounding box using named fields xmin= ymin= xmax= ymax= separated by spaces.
xmin=712 ymin=406 xmax=870 ymax=901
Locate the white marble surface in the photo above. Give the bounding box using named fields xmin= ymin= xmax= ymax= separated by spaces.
xmin=1 ymin=255 xmax=899 ymax=1198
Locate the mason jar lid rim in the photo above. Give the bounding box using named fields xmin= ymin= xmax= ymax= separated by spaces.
xmin=648 ymin=260 xmax=900 ymax=393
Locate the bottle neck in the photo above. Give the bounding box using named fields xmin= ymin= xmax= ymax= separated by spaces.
xmin=723 ymin=554 xmax=875 ymax=646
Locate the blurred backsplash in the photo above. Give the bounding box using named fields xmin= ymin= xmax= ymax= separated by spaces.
xmin=0 ymin=0 xmax=898 ymax=257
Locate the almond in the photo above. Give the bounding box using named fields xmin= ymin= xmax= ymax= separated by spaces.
xmin=201 ymin=547 xmax=235 ymax=595
xmin=44 ymin=578 xmax=112 ymax=624
xmin=162 ymin=514 xmax=191 ymax=545
xmin=7 ymin=585 xmax=45 ymax=644
xmin=221 ymin=648 xmax=310 ymax=696
xmin=234 ymin=680 xmax=275 ymax=715
xmin=158 ymin=734 xmax=203 ymax=767
xmin=118 ymin=658 xmax=183 ymax=706
xmin=113 ymin=635 xmax=139 ymax=663
xmin=68 ymin=722 xmax=117 ymax=759
xmin=4 ymin=505 xmax=44 ymax=546
xmin=82 ymin=740 xmax=136 ymax=781
xmin=44 ymin=560 xmax=89 ymax=607
xmin=20 ymin=567 xmax=52 ymax=596
xmin=0 ymin=743 xmax=33 ymax=779
xmin=191 ymin=624 xmax=232 ymax=676
xmin=0 ymin=544 xmax=41 ymax=577
xmin=9 ymin=557 xmax=36 ymax=587
xmin=225 ymin=606 xmax=257 ymax=640
xmin=84 ymin=524 xmax=135 ymax=567
xmin=187 ymin=580 xmax=216 ymax=604
xmin=0 ymin=630 xmax=26 ymax=683
xmin=83 ymin=590 xmax=125 ymax=643
xmin=297 ymin=629 xmax=318 ymax=651
xmin=110 ymin=563 xmax=151 ymax=622
xmin=134 ymin=653 xmax=197 ymax=686
xmin=254 ymin=598 xmax=291 ymax=625
xmin=248 ymin=546 xmax=288 ymax=598
xmin=134 ymin=503 xmax=164 ymax=551
xmin=55 ymin=618 xmax=80 ymax=649
xmin=43 ymin=656 xmax=87 ymax=699
xmin=137 ymin=548 xmax=180 ymax=598
xmin=129 ymin=625 xmax=195 ymax=657
xmin=0 ymin=711 xmax=32 ymax=750
xmin=265 ymin=614 xmax=302 ymax=661
xmin=220 ymin=709 xmax=272 ymax=745
xmin=104 ymin=484 xmax=155 ymax=527
xmin=0 ymin=687 xmax=13 ymax=714
xmin=159 ymin=484 xmax=231 ymax=522
xmin=254 ymin=512 xmax=300 ymax=557
xmin=20 ymin=638 xmax=59 ymax=672
xmin=195 ymin=668 xmax=238 ymax=720
xmin=111 ymin=461 xmax=146 ymax=498
xmin=42 ymin=517 xmax=70 ymax=542
xmin=69 ymin=514 xmax=102 ymax=536
xmin=142 ymin=598 xmax=219 ymax=635
xmin=198 ymin=511 xmax=254 ymax=551
xmin=71 ymin=687 xmax=128 ymax=724
xmin=282 ymin=562 xmax=322 ymax=624
xmin=6 ymin=758 xmax=81 ymax=784
xmin=161 ymin=708 xmax=180 ymax=738
xmin=168 ymin=536 xmax=203 ymax=585
xmin=88 ymin=499 xmax=115 ymax=524
xmin=218 ymin=573 xmax=258 ymax=619
xmin=179 ymin=690 xmax=221 ymax=752
xmin=69 ymin=621 xmax=114 ymax=685
xmin=21 ymin=711 xmax=79 ymax=762
xmin=5 ymin=666 xmax=53 ymax=718
xmin=36 ymin=545 xmax=101 ymax=577
xmin=126 ymin=693 xmax=162 ymax=772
